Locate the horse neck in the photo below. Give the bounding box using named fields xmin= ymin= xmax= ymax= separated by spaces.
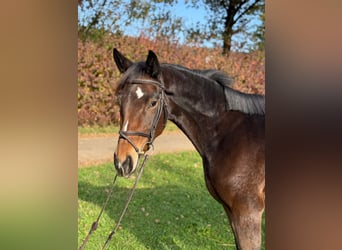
xmin=161 ymin=66 xmax=227 ymax=156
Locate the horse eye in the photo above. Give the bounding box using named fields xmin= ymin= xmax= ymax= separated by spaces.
xmin=149 ymin=100 xmax=158 ymax=108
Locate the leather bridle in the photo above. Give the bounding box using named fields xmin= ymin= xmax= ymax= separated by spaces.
xmin=118 ymin=78 xmax=169 ymax=155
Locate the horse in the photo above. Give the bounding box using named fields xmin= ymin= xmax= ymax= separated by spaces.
xmin=112 ymin=49 xmax=265 ymax=250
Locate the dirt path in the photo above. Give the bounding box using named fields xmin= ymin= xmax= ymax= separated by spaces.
xmin=78 ymin=131 xmax=195 ymax=167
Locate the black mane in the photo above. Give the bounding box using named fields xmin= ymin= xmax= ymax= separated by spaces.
xmin=163 ymin=64 xmax=265 ymax=115
xmin=224 ymin=88 xmax=265 ymax=115
xmin=192 ymin=68 xmax=233 ymax=87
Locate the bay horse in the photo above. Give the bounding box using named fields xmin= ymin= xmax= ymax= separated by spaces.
xmin=112 ymin=49 xmax=265 ymax=250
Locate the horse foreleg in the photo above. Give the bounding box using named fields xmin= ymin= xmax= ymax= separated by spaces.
xmin=203 ymin=166 xmax=264 ymax=249
xmin=223 ymin=198 xmax=264 ymax=250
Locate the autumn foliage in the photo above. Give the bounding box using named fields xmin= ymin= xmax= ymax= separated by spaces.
xmin=78 ymin=34 xmax=265 ymax=126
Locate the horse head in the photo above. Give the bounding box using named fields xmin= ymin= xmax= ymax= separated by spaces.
xmin=113 ymin=49 xmax=168 ymax=177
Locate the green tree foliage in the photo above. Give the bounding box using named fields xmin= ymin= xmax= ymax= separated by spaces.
xmin=78 ymin=0 xmax=123 ymax=41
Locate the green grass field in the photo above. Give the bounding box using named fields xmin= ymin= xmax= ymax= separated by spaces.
xmin=78 ymin=152 xmax=265 ymax=249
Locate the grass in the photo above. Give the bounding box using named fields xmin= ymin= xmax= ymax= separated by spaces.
xmin=78 ymin=121 xmax=180 ymax=136
xmin=78 ymin=152 xmax=265 ymax=249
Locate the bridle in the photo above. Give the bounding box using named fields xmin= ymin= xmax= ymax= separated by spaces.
xmin=118 ymin=78 xmax=169 ymax=155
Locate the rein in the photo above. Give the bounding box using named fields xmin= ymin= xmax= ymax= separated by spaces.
xmin=78 ymin=155 xmax=149 ymax=250
xmin=78 ymin=175 xmax=118 ymax=250
xmin=101 ymin=154 xmax=149 ymax=250
xmin=78 ymin=78 xmax=168 ymax=250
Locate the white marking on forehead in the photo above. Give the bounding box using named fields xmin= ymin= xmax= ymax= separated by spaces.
xmin=135 ymin=87 xmax=144 ymax=99
xmin=123 ymin=120 xmax=129 ymax=132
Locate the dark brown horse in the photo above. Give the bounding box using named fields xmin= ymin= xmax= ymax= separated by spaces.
xmin=112 ymin=49 xmax=265 ymax=250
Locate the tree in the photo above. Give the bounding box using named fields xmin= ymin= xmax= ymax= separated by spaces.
xmin=187 ymin=0 xmax=264 ymax=56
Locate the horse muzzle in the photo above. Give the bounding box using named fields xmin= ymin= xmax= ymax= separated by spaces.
xmin=114 ymin=153 xmax=137 ymax=177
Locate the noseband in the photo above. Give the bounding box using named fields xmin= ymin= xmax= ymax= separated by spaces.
xmin=118 ymin=78 xmax=168 ymax=155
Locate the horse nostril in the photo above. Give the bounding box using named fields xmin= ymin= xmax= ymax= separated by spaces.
xmin=122 ymin=155 xmax=133 ymax=174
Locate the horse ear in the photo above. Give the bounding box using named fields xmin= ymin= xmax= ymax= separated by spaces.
xmin=113 ymin=48 xmax=133 ymax=73
xmin=145 ymin=50 xmax=160 ymax=77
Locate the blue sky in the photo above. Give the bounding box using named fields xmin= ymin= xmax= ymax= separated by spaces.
xmin=118 ymin=1 xmax=209 ymax=41
xmin=173 ymin=1 xmax=208 ymax=26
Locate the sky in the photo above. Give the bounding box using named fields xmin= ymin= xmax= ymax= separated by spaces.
xmin=173 ymin=1 xmax=208 ymax=26
xmin=119 ymin=1 xmax=210 ymax=43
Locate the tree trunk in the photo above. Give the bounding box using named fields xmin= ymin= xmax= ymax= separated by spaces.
xmin=223 ymin=28 xmax=233 ymax=57
xmin=222 ymin=1 xmax=238 ymax=57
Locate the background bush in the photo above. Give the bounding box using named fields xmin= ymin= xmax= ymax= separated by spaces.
xmin=78 ymin=34 xmax=265 ymax=126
